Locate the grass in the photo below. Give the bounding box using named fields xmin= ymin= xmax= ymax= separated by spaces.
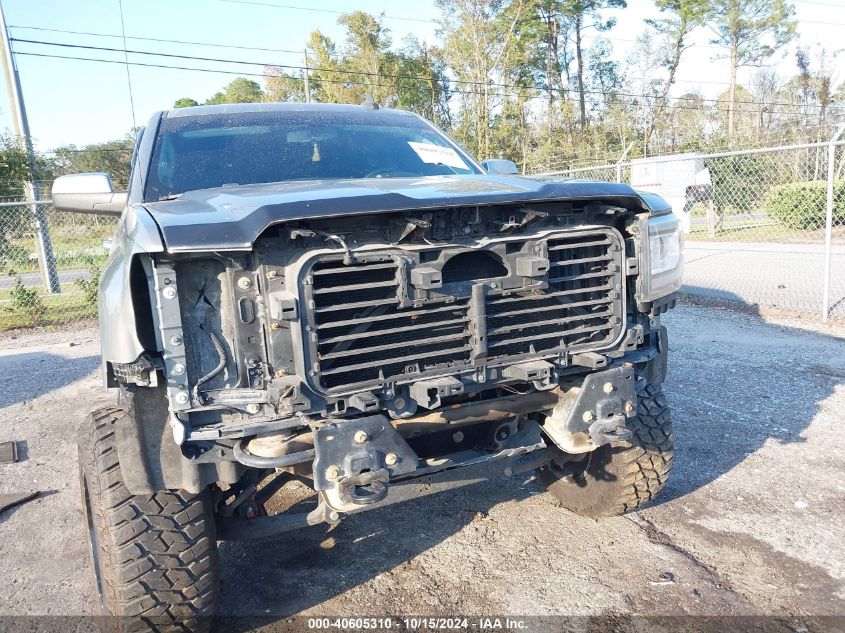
xmin=686 ymin=218 xmax=845 ymax=243
xmin=0 ymin=284 xmax=96 ymax=331
xmin=3 ymin=224 xmax=114 ymax=273
xmin=684 ymin=202 xmax=845 ymax=243
xmin=687 ymin=220 xmax=804 ymax=243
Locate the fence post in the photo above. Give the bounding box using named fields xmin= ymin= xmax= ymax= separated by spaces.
xmin=616 ymin=142 xmax=634 ymax=183
xmin=822 ymin=124 xmax=845 ymax=322
xmin=28 ymin=187 xmax=60 ymax=294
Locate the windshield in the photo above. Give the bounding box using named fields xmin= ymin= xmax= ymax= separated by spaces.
xmin=144 ymin=108 xmax=480 ymax=201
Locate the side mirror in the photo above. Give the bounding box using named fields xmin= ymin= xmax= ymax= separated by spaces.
xmin=52 ymin=173 xmax=128 ymax=216
xmin=482 ymin=159 xmax=519 ymax=175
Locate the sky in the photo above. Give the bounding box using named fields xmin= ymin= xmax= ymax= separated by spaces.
xmin=0 ymin=0 xmax=843 ymax=152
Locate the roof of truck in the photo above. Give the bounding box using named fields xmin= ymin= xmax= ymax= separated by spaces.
xmin=164 ymin=101 xmax=410 ymax=118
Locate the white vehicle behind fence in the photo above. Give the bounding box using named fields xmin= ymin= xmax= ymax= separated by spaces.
xmin=630 ymin=153 xmax=720 ymax=235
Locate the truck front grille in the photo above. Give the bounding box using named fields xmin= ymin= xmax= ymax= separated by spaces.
xmin=304 ymin=228 xmax=624 ymax=393
xmin=310 ymin=260 xmax=472 ymax=391
xmin=485 ymin=233 xmax=621 ymax=358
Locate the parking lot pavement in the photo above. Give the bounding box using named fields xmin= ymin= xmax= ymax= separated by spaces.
xmin=683 ymin=241 xmax=845 ymax=318
xmin=0 ymin=304 xmax=843 ymax=629
xmin=0 ymin=268 xmax=91 ymax=290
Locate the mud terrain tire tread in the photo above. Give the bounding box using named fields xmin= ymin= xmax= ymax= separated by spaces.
xmin=79 ymin=406 xmax=218 ymax=632
xmin=540 ymin=384 xmax=673 ymax=517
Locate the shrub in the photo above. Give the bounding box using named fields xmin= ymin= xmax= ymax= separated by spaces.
xmin=8 ymin=271 xmax=45 ymax=323
xmin=74 ymin=260 xmax=102 ymax=307
xmin=708 ymin=154 xmax=776 ymax=214
xmin=763 ymin=180 xmax=845 ymax=230
xmin=0 ymin=237 xmax=29 ymax=272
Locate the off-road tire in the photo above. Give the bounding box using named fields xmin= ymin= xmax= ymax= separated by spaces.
xmin=79 ymin=406 xmax=218 ymax=632
xmin=539 ymin=384 xmax=673 ymax=517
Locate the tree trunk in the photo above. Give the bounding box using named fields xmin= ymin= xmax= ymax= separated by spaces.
xmin=575 ymin=15 xmax=586 ymax=129
xmin=520 ymin=99 xmax=528 ymax=174
xmin=645 ymin=29 xmax=685 ymax=153
xmin=727 ymin=41 xmax=737 ymax=142
xmin=545 ymin=14 xmax=555 ymax=138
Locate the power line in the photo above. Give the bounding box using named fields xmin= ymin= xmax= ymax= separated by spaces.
xmin=795 ymin=18 xmax=845 ymax=26
xmin=5 ymin=28 xmax=819 ymax=93
xmin=793 ymin=0 xmax=845 ymax=6
xmin=211 ymin=0 xmax=436 ymax=24
xmin=10 ymin=21 xmax=724 ymax=54
xmin=211 ymin=0 xmax=845 ymax=28
xmin=7 ymin=27 xmax=735 ymax=86
xmin=117 ymin=0 xmax=137 ymax=132
xmin=13 ymin=48 xmax=841 ymax=115
xmin=8 ymin=25 xmax=304 ymax=55
xmin=9 ymin=21 xmax=835 ymax=63
xmin=12 ymin=37 xmax=842 ymax=111
xmin=11 ymin=37 xmax=451 ymax=85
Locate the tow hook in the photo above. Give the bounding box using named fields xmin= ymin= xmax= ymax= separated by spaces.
xmin=588 ymin=414 xmax=634 ymax=444
xmin=338 ymin=468 xmax=390 ymax=505
xmin=542 ymin=365 xmax=637 ymax=453
xmin=313 ymin=415 xmax=418 ymax=512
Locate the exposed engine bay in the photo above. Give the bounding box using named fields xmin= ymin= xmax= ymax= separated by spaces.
xmin=114 ymin=199 xmax=676 ymax=514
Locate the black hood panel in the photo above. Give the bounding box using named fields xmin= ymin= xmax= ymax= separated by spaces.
xmin=141 ymin=175 xmax=657 ymax=252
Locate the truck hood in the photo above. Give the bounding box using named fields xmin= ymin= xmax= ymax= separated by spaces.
xmin=140 ymin=174 xmax=659 ymax=252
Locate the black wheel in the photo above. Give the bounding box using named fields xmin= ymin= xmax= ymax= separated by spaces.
xmin=539 ymin=384 xmax=674 ymax=517
xmin=79 ymin=406 xmax=218 ymax=632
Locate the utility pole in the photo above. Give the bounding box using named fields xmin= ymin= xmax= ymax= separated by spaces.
xmin=0 ymin=0 xmax=59 ymax=293
xmin=303 ymin=48 xmax=311 ymax=103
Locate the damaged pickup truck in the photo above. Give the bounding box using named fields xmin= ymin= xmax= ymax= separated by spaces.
xmin=53 ymin=102 xmax=681 ymax=630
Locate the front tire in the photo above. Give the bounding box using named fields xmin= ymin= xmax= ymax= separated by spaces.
xmin=539 ymin=384 xmax=674 ymax=517
xmin=79 ymin=406 xmax=218 ymax=632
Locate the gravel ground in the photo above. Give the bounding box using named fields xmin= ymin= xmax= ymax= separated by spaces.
xmin=683 ymin=241 xmax=845 ymax=318
xmin=0 ymin=304 xmax=844 ymax=631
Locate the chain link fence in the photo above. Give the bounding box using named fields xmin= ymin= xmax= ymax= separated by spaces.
xmin=3 ymin=136 xmax=845 ymax=330
xmin=531 ymin=136 xmax=845 ymax=321
xmin=0 ymin=199 xmax=118 ymax=330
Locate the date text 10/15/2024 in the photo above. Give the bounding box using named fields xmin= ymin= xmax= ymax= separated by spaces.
xmin=306 ymin=617 xmax=529 ymax=630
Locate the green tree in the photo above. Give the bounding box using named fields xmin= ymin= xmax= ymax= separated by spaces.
xmin=52 ymin=137 xmax=135 ymax=190
xmin=0 ymin=134 xmax=32 ymax=271
xmin=558 ymin=0 xmax=627 ymax=128
xmin=393 ymin=37 xmax=452 ymax=127
xmin=665 ymin=92 xmax=714 ymax=152
xmin=335 ymin=11 xmax=396 ymax=104
xmin=307 ymin=11 xmax=395 ymax=105
xmin=205 ymin=78 xmax=264 ymax=104
xmin=436 ymin=0 xmax=530 ymax=158
xmin=714 ymin=84 xmax=758 ymax=147
xmin=586 ymin=38 xmax=621 ymax=110
xmin=303 ymin=12 xmax=450 ymax=124
xmin=792 ymin=47 xmax=837 ymax=142
xmin=173 ymin=97 xmax=199 ymax=108
xmin=264 ymin=67 xmax=305 ymax=102
xmin=642 ymin=0 xmax=711 ymax=150
xmin=0 ymin=133 xmax=31 ymax=197
xmin=709 ymin=0 xmax=796 ymax=142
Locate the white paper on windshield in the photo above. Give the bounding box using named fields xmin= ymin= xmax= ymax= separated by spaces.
xmin=407 ymin=141 xmax=468 ymax=170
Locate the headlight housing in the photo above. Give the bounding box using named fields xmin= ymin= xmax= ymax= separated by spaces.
xmin=640 ymin=213 xmax=684 ymax=303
